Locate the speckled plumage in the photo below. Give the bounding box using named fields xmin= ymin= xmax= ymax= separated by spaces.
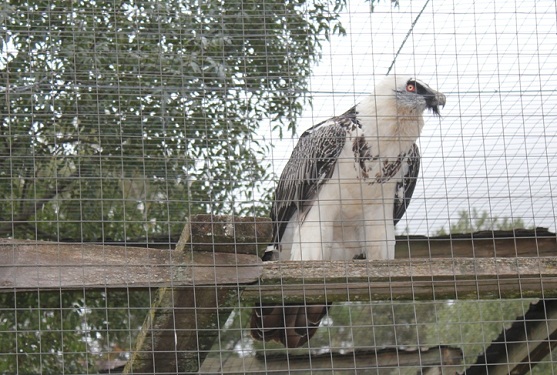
xmin=252 ymin=75 xmax=446 ymax=348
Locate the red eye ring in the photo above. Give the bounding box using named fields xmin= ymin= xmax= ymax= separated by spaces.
xmin=406 ymin=84 xmax=416 ymax=92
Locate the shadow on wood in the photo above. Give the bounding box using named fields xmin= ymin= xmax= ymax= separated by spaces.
xmin=200 ymin=345 xmax=463 ymax=374
xmin=463 ymin=299 xmax=557 ymax=375
xmin=123 ymin=286 xmax=239 ymax=373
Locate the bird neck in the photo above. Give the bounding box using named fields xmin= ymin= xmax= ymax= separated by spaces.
xmin=355 ymin=95 xmax=425 ymax=143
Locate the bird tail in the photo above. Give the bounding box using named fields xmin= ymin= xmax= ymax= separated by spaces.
xmin=250 ymin=304 xmax=330 ymax=348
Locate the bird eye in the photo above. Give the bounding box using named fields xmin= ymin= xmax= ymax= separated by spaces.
xmin=406 ymin=83 xmax=416 ymax=92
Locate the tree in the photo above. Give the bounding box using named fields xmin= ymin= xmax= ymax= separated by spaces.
xmin=0 ymin=0 xmax=347 ymax=242
xmin=433 ymin=208 xmax=527 ymax=236
xmin=0 ymin=290 xmax=152 ymax=374
xmin=0 ymin=0 xmax=354 ymax=372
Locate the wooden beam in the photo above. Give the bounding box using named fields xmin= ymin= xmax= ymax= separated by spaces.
xmin=463 ymin=299 xmax=557 ymax=375
xmin=0 ymin=239 xmax=261 ymax=291
xmin=1 ymin=222 xmax=554 ymax=293
xmin=397 ymin=228 xmax=557 ymax=258
xmin=3 ymin=238 xmax=557 ymax=304
xmin=200 ymin=346 xmax=463 ymax=374
xmin=241 ymin=257 xmax=557 ymax=303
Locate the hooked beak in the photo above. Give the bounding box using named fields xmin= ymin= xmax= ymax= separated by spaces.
xmin=424 ymin=90 xmax=446 ymax=116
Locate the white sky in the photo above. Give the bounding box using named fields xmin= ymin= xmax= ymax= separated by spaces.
xmin=263 ymin=0 xmax=557 ymax=235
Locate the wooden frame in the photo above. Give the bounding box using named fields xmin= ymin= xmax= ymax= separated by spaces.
xmin=1 ymin=215 xmax=556 ymax=374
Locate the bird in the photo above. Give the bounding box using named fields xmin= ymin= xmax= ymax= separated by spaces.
xmin=251 ymin=75 xmax=446 ymax=348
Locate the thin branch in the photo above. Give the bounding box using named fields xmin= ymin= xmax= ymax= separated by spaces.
xmin=0 ymin=174 xmax=77 ymax=236
xmin=0 ymin=77 xmax=49 ymax=94
xmin=386 ymin=0 xmax=431 ymax=76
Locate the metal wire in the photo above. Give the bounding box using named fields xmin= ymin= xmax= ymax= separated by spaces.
xmin=0 ymin=0 xmax=556 ymax=374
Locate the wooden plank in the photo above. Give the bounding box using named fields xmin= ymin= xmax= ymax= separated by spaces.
xmin=0 ymin=239 xmax=261 ymax=291
xmin=200 ymin=346 xmax=463 ymax=374
xmin=398 ymin=228 xmax=557 ymax=258
xmin=3 ymin=239 xmax=557 ymax=303
xmin=463 ymin=299 xmax=557 ymax=375
xmin=241 ymin=257 xmax=557 ymax=303
xmin=1 ymin=223 xmax=555 ymax=292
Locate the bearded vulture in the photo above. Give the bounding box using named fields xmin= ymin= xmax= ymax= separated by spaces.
xmin=251 ymin=75 xmax=446 ymax=348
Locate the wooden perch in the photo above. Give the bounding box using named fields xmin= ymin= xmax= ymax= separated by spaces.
xmin=3 ymin=239 xmax=557 ymax=304
xmin=397 ymin=227 xmax=557 ymax=258
xmin=1 ymin=215 xmax=555 ymax=293
xmin=241 ymin=257 xmax=557 ymax=303
xmin=200 ymin=345 xmax=463 ymax=374
xmin=0 ymin=239 xmax=262 ymax=291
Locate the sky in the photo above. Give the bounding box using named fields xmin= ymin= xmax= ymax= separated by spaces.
xmin=263 ymin=0 xmax=557 ymax=235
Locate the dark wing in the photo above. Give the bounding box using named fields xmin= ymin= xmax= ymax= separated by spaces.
xmin=393 ymin=143 xmax=420 ymax=226
xmin=250 ymin=304 xmax=330 ymax=348
xmin=270 ymin=119 xmax=350 ymax=247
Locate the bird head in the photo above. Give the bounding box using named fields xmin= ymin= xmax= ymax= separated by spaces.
xmin=391 ymin=76 xmax=446 ymax=116
xmin=358 ymin=75 xmax=446 ymax=139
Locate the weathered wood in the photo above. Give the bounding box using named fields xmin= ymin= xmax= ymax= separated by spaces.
xmin=200 ymin=345 xmax=463 ymax=374
xmin=464 ymin=299 xmax=557 ymax=375
xmin=123 ymin=286 xmax=239 ymax=374
xmin=0 ymin=239 xmax=261 ymax=291
xmin=125 ymin=216 xmax=262 ymax=374
xmin=241 ymin=258 xmax=557 ymax=303
xmin=398 ymin=228 xmax=557 ymax=258
xmin=3 ymin=238 xmax=557 ymax=303
xmin=1 ymin=223 xmax=554 ymax=292
xmin=179 ymin=214 xmax=272 ymax=255
xmin=0 ymin=239 xmax=178 ymax=289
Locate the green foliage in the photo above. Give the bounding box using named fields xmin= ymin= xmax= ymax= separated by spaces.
xmin=0 ymin=0 xmax=354 ymax=372
xmin=0 ymin=290 xmax=151 ymax=374
xmin=0 ymin=0 xmax=348 ymax=242
xmin=429 ymin=210 xmax=548 ymax=371
xmin=212 ymin=302 xmax=447 ymax=374
xmin=431 ymin=300 xmax=529 ymax=361
xmin=434 ymin=208 xmax=527 ymax=236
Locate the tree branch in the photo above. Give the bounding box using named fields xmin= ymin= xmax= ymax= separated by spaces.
xmin=0 ymin=174 xmax=77 ymax=237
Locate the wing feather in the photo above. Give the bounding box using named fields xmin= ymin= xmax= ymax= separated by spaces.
xmin=393 ymin=143 xmax=420 ymax=226
xmin=270 ymin=113 xmax=356 ymax=246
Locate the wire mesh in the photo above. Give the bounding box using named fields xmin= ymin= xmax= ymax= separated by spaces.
xmin=0 ymin=0 xmax=556 ymax=374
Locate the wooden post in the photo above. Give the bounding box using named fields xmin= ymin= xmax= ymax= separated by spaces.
xmin=123 ymin=286 xmax=239 ymax=373
xmin=123 ymin=215 xmax=268 ymax=373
